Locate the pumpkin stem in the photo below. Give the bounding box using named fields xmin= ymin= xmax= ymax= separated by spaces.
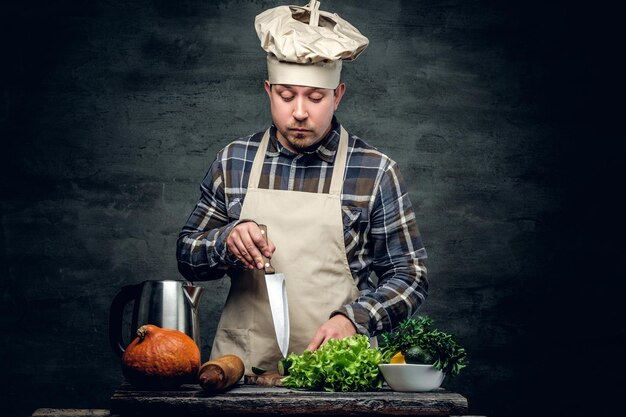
xmin=136 ymin=325 xmax=149 ymax=340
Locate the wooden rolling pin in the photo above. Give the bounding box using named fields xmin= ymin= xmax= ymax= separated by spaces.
xmin=198 ymin=354 xmax=245 ymax=393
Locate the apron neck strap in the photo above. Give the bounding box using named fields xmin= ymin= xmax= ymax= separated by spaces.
xmin=329 ymin=127 xmax=348 ymax=195
xmin=248 ymin=127 xmax=349 ymax=196
xmin=248 ymin=129 xmax=271 ymax=191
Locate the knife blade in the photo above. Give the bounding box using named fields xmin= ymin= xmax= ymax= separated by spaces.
xmin=259 ymin=224 xmax=290 ymax=358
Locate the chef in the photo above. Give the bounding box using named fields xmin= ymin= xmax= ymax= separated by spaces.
xmin=176 ymin=0 xmax=428 ymax=373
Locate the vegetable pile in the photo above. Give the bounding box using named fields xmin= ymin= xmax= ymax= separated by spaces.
xmin=280 ymin=316 xmax=467 ymax=392
xmin=282 ymin=334 xmax=384 ymax=392
xmin=380 ymin=316 xmax=468 ymax=377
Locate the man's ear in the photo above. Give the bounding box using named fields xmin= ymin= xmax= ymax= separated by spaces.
xmin=334 ymin=83 xmax=346 ymax=111
xmin=264 ymin=80 xmax=272 ymax=98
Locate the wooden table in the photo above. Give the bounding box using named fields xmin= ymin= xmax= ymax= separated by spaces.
xmin=31 ymin=382 xmax=479 ymax=417
xmin=105 ymin=382 xmax=471 ymax=417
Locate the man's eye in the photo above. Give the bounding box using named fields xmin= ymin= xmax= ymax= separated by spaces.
xmin=281 ymin=95 xmax=294 ymax=102
xmin=310 ymin=96 xmax=323 ymax=102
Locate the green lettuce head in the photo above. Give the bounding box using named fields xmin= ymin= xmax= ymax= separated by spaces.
xmin=282 ymin=334 xmax=384 ymax=392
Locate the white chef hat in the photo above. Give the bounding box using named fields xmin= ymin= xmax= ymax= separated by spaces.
xmin=254 ymin=0 xmax=369 ymax=89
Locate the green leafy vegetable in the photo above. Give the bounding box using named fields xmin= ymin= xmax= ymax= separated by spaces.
xmin=282 ymin=334 xmax=384 ymax=392
xmin=380 ymin=316 xmax=433 ymax=359
xmin=380 ymin=316 xmax=468 ymax=377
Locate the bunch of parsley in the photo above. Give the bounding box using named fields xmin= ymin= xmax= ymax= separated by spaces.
xmin=282 ymin=334 xmax=384 ymax=392
xmin=379 ymin=316 xmax=468 ymax=377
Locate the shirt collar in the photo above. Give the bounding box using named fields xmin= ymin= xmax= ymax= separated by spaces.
xmin=268 ymin=117 xmax=341 ymax=164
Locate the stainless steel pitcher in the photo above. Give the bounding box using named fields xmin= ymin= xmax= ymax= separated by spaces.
xmin=109 ymin=280 xmax=204 ymax=357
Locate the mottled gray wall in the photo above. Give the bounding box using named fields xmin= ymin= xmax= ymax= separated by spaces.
xmin=1 ymin=1 xmax=621 ymax=417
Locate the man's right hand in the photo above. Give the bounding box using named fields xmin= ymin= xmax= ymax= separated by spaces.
xmin=226 ymin=222 xmax=276 ymax=270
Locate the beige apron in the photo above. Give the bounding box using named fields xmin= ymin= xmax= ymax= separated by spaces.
xmin=211 ymin=127 xmax=360 ymax=373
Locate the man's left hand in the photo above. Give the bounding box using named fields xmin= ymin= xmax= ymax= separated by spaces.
xmin=305 ymin=314 xmax=357 ymax=351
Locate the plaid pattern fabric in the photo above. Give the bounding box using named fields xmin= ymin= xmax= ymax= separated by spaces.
xmin=177 ymin=118 xmax=428 ymax=336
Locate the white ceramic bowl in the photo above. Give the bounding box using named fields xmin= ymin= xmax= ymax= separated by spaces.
xmin=378 ymin=363 xmax=445 ymax=392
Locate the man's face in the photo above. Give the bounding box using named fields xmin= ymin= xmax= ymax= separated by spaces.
xmin=264 ymin=81 xmax=346 ymax=153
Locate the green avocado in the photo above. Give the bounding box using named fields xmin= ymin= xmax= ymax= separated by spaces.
xmin=251 ymin=366 xmax=267 ymax=375
xmin=404 ymin=345 xmax=434 ymax=365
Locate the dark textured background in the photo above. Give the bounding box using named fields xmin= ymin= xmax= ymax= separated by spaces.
xmin=1 ymin=1 xmax=622 ymax=416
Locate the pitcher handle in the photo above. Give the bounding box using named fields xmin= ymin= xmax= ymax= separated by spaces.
xmin=108 ymin=284 xmax=139 ymax=357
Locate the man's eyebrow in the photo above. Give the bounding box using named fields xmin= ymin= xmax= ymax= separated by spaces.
xmin=277 ymin=84 xmax=325 ymax=93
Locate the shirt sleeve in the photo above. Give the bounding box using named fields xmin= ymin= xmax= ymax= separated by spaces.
xmin=176 ymin=155 xmax=247 ymax=281
xmin=332 ymin=159 xmax=428 ymax=336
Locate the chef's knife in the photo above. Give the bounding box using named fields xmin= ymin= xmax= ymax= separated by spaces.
xmin=259 ymin=224 xmax=290 ymax=358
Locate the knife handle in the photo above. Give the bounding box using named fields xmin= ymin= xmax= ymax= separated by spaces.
xmin=258 ymin=224 xmax=276 ymax=274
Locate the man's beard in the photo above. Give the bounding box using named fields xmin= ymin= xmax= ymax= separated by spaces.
xmin=289 ymin=132 xmax=311 ymax=151
xmin=279 ymin=127 xmax=319 ymax=152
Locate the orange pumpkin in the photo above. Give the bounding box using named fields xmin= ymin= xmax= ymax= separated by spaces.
xmin=121 ymin=324 xmax=201 ymax=388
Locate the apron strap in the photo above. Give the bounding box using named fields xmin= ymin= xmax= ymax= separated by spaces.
xmin=247 ymin=129 xmax=271 ymax=191
xmin=247 ymin=127 xmax=349 ymax=196
xmin=329 ymin=127 xmax=348 ymax=196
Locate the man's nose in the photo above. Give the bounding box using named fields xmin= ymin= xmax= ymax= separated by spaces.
xmin=292 ymin=97 xmax=308 ymax=120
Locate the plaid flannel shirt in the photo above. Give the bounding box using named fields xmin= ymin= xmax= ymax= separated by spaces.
xmin=176 ymin=118 xmax=428 ymax=337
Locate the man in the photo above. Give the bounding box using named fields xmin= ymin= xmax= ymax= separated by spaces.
xmin=176 ymin=0 xmax=428 ymax=373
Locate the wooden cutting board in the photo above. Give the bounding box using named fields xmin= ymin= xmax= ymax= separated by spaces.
xmin=243 ymin=372 xmax=284 ymax=386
